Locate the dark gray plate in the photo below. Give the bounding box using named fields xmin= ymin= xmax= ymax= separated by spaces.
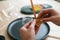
xmin=7 ymin=17 xmax=50 ymax=40
xmin=21 ymin=4 xmax=52 ymax=14
xmin=0 ymin=35 xmax=5 ymax=40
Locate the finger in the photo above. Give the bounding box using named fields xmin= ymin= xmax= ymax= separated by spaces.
xmin=38 ymin=9 xmax=53 ymax=18
xmin=19 ymin=27 xmax=27 ymax=32
xmin=20 ymin=20 xmax=32 ymax=31
xmin=23 ymin=20 xmax=32 ymax=28
xmin=41 ymin=16 xmax=57 ymax=22
xmin=38 ymin=9 xmax=49 ymax=18
xmin=35 ymin=27 xmax=39 ymax=34
xmin=28 ymin=19 xmax=36 ymax=30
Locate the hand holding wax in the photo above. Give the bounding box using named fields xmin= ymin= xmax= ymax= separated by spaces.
xmin=34 ymin=11 xmax=50 ymax=33
xmin=30 ymin=0 xmax=49 ymax=33
xmin=30 ymin=0 xmax=60 ymax=34
xmin=20 ymin=20 xmax=36 ymax=40
xmin=38 ymin=9 xmax=60 ymax=26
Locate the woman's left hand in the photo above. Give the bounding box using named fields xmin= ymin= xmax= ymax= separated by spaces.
xmin=19 ymin=19 xmax=36 ymax=40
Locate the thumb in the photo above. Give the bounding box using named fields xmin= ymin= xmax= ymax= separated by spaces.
xmin=40 ymin=16 xmax=56 ymax=22
xmin=28 ymin=19 xmax=36 ymax=30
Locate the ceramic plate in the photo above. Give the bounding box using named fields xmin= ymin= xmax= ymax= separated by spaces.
xmin=7 ymin=17 xmax=50 ymax=40
xmin=21 ymin=4 xmax=52 ymax=14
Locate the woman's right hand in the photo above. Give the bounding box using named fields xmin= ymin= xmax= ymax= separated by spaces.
xmin=38 ymin=9 xmax=60 ymax=26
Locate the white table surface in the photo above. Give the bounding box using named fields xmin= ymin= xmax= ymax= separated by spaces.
xmin=0 ymin=0 xmax=60 ymax=40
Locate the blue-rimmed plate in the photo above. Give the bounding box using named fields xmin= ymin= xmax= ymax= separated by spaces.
xmin=21 ymin=4 xmax=52 ymax=14
xmin=7 ymin=17 xmax=50 ymax=40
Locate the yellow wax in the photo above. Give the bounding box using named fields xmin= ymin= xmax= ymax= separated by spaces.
xmin=31 ymin=5 xmax=42 ymax=11
xmin=36 ymin=19 xmax=41 ymax=27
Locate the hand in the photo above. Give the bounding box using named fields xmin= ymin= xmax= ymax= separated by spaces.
xmin=19 ymin=20 xmax=36 ymax=40
xmin=38 ymin=9 xmax=60 ymax=26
